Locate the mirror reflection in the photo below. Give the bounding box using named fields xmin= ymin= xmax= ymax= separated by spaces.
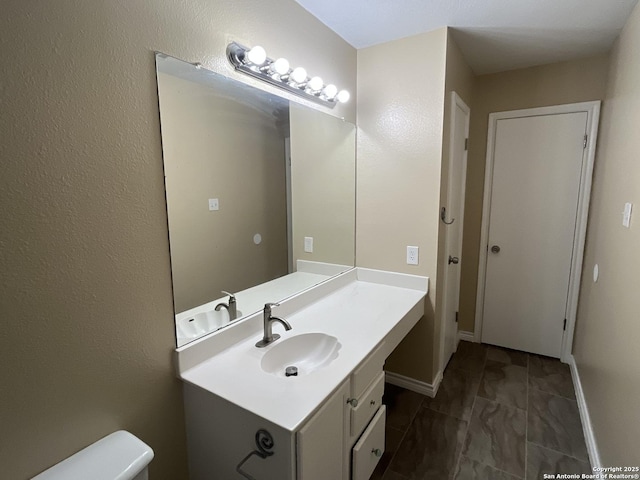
xmin=155 ymin=54 xmax=356 ymax=347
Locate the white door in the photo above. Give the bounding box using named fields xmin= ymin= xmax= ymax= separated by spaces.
xmin=481 ymin=112 xmax=588 ymax=358
xmin=441 ymin=92 xmax=470 ymax=368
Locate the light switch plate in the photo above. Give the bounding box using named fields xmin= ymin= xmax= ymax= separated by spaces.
xmin=304 ymin=236 xmax=313 ymax=253
xmin=208 ymin=198 xmax=219 ymax=211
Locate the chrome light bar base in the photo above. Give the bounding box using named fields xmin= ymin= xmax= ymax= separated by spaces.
xmin=226 ymin=42 xmax=338 ymax=108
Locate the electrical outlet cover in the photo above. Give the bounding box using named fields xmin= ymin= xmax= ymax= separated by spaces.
xmin=407 ymin=246 xmax=419 ymax=265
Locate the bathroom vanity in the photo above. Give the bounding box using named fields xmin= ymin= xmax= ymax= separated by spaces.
xmin=157 ymin=49 xmax=427 ymax=480
xmin=175 ymin=268 xmax=428 ymax=480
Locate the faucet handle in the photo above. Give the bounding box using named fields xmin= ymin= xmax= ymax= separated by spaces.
xmin=264 ymin=302 xmax=280 ymax=315
xmin=221 ymin=291 xmax=236 ymax=301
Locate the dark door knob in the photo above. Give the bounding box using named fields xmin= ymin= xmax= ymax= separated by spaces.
xmin=448 ymin=256 xmax=459 ymax=265
xmin=491 ymin=245 xmax=501 ymax=254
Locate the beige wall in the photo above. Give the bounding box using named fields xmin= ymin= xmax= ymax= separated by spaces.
xmin=458 ymin=54 xmax=610 ymax=333
xmin=290 ymin=104 xmax=356 ymax=267
xmin=357 ymin=28 xmax=447 ymax=383
xmin=434 ymin=33 xmax=475 ymax=372
xmin=573 ymin=2 xmax=640 ymax=465
xmin=0 ymin=0 xmax=356 ymax=478
xmin=158 ymin=72 xmax=288 ymax=313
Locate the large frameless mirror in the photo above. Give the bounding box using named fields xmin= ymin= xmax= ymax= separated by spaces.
xmin=155 ymin=54 xmax=356 ymax=347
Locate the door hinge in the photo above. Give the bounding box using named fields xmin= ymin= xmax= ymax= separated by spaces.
xmin=583 ymin=135 xmax=588 ymax=149
xmin=563 ymin=318 xmax=567 ymax=330
xmin=455 ymin=311 xmax=459 ymax=323
xmin=464 ymin=138 xmax=469 ymax=151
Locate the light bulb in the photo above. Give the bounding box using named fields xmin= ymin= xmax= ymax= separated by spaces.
xmin=271 ymin=57 xmax=290 ymax=76
xmin=246 ymin=46 xmax=267 ymax=65
xmin=290 ymin=67 xmax=307 ymax=84
xmin=308 ymin=76 xmax=323 ymax=92
xmin=337 ymin=90 xmax=350 ymax=103
xmin=323 ymin=84 xmax=338 ymax=99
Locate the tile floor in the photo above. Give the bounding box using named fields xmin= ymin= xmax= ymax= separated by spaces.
xmin=371 ymin=341 xmax=591 ymax=480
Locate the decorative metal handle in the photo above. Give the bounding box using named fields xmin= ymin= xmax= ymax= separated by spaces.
xmin=440 ymin=207 xmax=455 ymax=225
xmin=491 ymin=245 xmax=501 ymax=254
xmin=371 ymin=448 xmax=383 ymax=457
xmin=346 ymin=398 xmax=358 ymax=407
xmin=221 ymin=290 xmax=236 ymax=300
xmin=448 ymin=256 xmax=459 ymax=265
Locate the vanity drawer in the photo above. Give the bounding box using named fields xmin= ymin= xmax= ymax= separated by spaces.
xmin=352 ymin=405 xmax=386 ymax=480
xmin=350 ymin=342 xmax=385 ymax=399
xmin=350 ymin=371 xmax=384 ymax=437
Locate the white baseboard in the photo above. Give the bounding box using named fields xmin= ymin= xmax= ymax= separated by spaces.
xmin=458 ymin=330 xmax=476 ymax=342
xmin=568 ymin=355 xmax=601 ymax=469
xmin=385 ymin=370 xmax=443 ymax=398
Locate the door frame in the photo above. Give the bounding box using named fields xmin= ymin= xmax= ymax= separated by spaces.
xmin=439 ymin=91 xmax=470 ymax=372
xmin=474 ymin=101 xmax=600 ymax=362
xmin=285 ymin=136 xmax=293 ymax=273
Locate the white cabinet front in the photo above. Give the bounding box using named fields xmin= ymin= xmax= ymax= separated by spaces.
xmin=297 ymin=381 xmax=349 ymax=480
xmin=351 ymin=405 xmax=386 ymax=480
xmin=350 ymin=371 xmax=384 ymax=437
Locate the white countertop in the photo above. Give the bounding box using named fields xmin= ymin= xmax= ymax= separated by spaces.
xmin=178 ymin=268 xmax=428 ymax=431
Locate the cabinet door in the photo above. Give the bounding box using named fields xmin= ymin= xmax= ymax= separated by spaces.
xmin=297 ymin=381 xmax=349 ymax=480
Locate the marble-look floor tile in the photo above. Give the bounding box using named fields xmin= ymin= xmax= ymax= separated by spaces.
xmin=384 ymin=383 xmax=426 ymax=431
xmin=487 ymin=345 xmax=528 ymax=367
xmin=388 ymin=408 xmax=467 ymax=480
xmin=526 ymin=443 xmax=591 ymax=480
xmin=454 ymin=455 xmax=521 ymax=480
xmin=462 ymin=397 xmax=526 ymax=478
xmin=381 ymin=346 xmax=591 ymax=480
xmin=528 ymin=388 xmax=588 ymax=461
xmin=423 ymin=367 xmax=481 ymax=421
xmin=478 ymin=360 xmax=528 ymax=409
xmin=383 ymin=471 xmax=409 ymax=480
xmin=529 ymin=354 xmax=576 ymax=399
xmin=371 ymin=426 xmax=406 ymax=480
xmin=448 ymin=341 xmax=488 ymax=374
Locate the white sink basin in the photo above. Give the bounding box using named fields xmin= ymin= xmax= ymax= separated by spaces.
xmin=176 ymin=309 xmax=242 ymax=343
xmin=260 ymin=333 xmax=341 ymax=378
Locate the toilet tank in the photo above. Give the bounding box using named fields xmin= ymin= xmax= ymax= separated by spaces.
xmin=32 ymin=430 xmax=154 ymax=480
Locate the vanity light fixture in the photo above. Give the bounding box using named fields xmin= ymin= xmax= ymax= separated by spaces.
xmin=226 ymin=42 xmax=349 ymax=108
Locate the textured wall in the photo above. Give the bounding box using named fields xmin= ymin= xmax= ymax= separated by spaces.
xmin=158 ymin=72 xmax=288 ymax=313
xmin=357 ymin=28 xmax=447 ymax=383
xmin=0 ymin=0 xmax=356 ymax=478
xmin=458 ymin=54 xmax=609 ymax=334
xmin=573 ymin=2 xmax=640 ymax=465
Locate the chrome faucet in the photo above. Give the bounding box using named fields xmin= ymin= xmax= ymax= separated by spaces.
xmin=255 ymin=302 xmax=292 ymax=348
xmin=214 ymin=291 xmax=237 ymax=320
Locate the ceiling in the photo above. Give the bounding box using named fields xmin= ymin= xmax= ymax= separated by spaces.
xmin=294 ymin=0 xmax=639 ymax=74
